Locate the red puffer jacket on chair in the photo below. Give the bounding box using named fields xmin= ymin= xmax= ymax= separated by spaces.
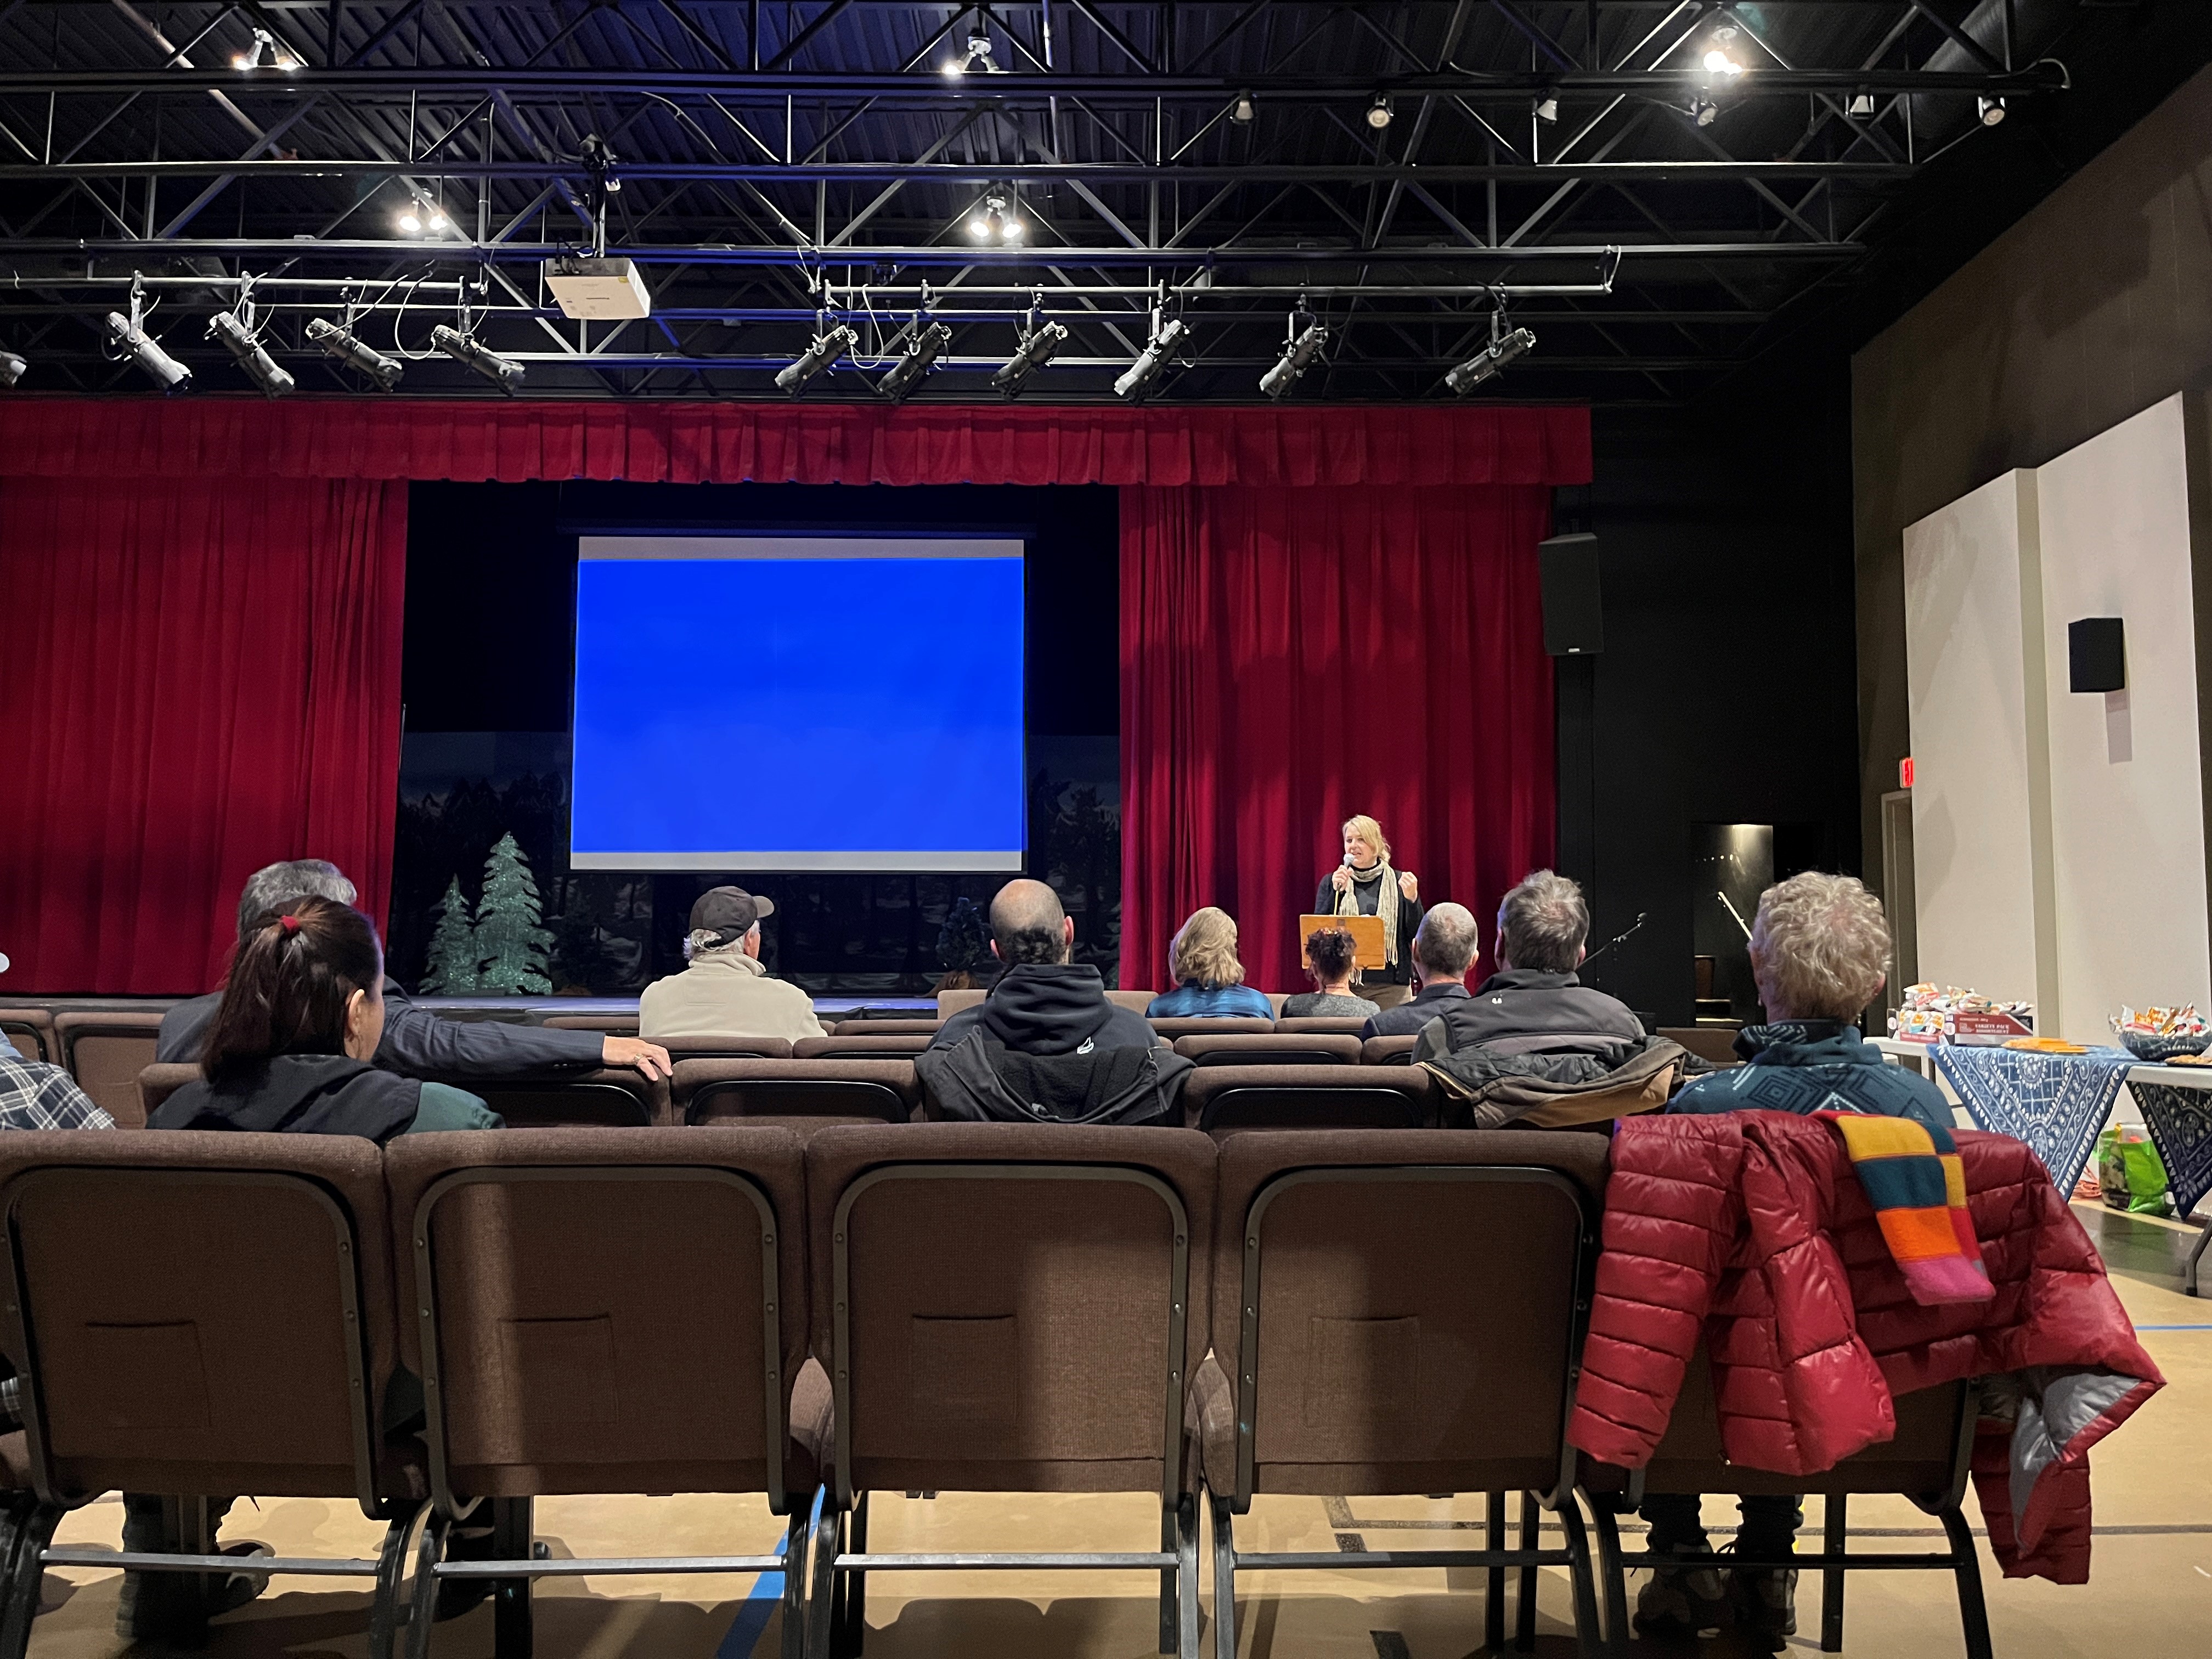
xmin=1567 ymin=1111 xmax=2162 ymax=1582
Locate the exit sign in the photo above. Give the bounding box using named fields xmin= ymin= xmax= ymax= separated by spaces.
xmin=1900 ymin=757 xmax=1915 ymax=789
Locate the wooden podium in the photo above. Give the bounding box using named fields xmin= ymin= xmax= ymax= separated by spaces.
xmin=1297 ymin=913 xmax=1387 ymax=970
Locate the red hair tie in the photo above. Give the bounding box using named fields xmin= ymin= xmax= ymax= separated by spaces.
xmin=279 ymin=915 xmax=301 ymax=935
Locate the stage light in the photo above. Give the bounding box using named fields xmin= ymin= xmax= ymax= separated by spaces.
xmin=1259 ymin=321 xmax=1327 ymax=400
xmin=104 ymin=311 xmax=191 ymax=391
xmin=1366 ymin=95 xmax=1395 ymax=131
xmin=1231 ymin=92 xmax=1256 ymax=125
xmin=1701 ymin=26 xmax=1745 ymax=78
xmin=306 ymin=317 xmax=404 ymax=391
xmin=943 ymin=32 xmax=996 ymax=76
xmin=878 ymin=321 xmax=951 ymax=403
xmin=775 ymin=324 xmax=859 ymax=394
xmin=1114 ymin=317 xmax=1187 ymax=402
xmin=1979 ymin=96 xmax=2007 ymax=127
xmin=992 ymin=319 xmax=1068 ymax=396
xmin=1691 ymin=94 xmax=1720 ymax=127
xmin=1534 ymin=94 xmax=1559 ymax=123
xmin=966 ymin=193 xmax=1023 ymax=245
xmin=1445 ymin=325 xmax=1536 ymax=395
xmin=232 ymin=26 xmax=296 ymax=70
xmin=1847 ymin=89 xmax=1876 ymax=118
xmin=398 ymin=209 xmax=423 ymax=234
xmin=0 ymin=347 xmax=23 ymax=387
xmin=207 ymin=311 xmax=295 ymax=397
xmin=431 ymin=323 xmax=524 ymax=394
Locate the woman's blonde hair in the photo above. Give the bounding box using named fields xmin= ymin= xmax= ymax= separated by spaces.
xmin=1748 ymin=872 xmax=1892 ymax=1020
xmin=1170 ymin=906 xmax=1246 ymax=988
xmin=1340 ymin=814 xmax=1391 ymax=863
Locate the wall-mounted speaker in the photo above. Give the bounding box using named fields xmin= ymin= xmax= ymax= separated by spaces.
xmin=1538 ymin=532 xmax=1603 ymax=657
xmin=2068 ymin=617 xmax=2125 ymax=693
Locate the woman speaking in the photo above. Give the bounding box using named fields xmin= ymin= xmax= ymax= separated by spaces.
xmin=1313 ymin=813 xmax=1423 ymax=1009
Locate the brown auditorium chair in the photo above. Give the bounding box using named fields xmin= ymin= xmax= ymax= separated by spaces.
xmin=830 ymin=1019 xmax=940 ymax=1037
xmin=1581 ymin=1352 xmax=1989 ymax=1658
xmin=1108 ymin=990 xmax=1158 ymax=1013
xmin=136 ymin=1062 xmax=201 ymax=1124
xmin=1362 ymin=1035 xmax=1419 ymax=1066
xmin=793 ymin=1035 xmax=932 ymax=1061
xmin=676 ymin=1059 xmax=918 ymax=1125
xmin=1173 ymin=1032 xmax=1362 ymax=1069
xmin=934 ymin=989 xmax=985 ymax=1017
xmin=541 ymin=1013 xmax=641 ymax=1036
xmin=1182 ymin=1065 xmax=1435 ymax=1132
xmin=0 ymin=1011 xmax=55 ymax=1066
xmin=448 ymin=1068 xmax=669 ymax=1128
xmin=0 ymin=1131 xmax=426 ymax=1655
xmin=387 ymin=1127 xmax=814 ymax=1659
xmin=658 ymin=1034 xmax=797 ymax=1062
xmin=1197 ymin=1129 xmax=1611 ymax=1659
xmin=804 ymin=1122 xmax=1215 ymax=1659
xmin=54 ymin=1012 xmax=167 ymax=1127
xmin=1148 ymin=1018 xmax=1273 ymax=1041
xmin=1271 ymin=1017 xmax=1373 ymax=1035
xmin=1657 ymin=1025 xmax=1743 ymax=1066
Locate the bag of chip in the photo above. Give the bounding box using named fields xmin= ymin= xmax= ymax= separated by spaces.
xmin=2097 ymin=1125 xmax=2172 ymax=1216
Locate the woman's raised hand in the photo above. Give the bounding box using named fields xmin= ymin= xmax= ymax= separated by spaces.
xmin=1331 ymin=864 xmax=1352 ymax=894
xmin=1398 ymin=871 xmax=1419 ymax=901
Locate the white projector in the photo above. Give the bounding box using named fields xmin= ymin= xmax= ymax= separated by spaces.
xmin=543 ymin=256 xmax=652 ymax=320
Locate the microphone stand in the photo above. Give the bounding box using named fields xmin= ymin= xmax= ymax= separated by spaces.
xmin=1578 ymin=911 xmax=1646 ymax=977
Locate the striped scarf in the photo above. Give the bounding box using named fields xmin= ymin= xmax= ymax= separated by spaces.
xmin=1816 ymin=1110 xmax=1994 ymax=1306
xmin=1335 ymin=861 xmax=1401 ymax=969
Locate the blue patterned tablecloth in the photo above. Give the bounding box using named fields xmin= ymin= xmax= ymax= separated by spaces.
xmin=2125 ymin=1079 xmax=2212 ymax=1221
xmin=1932 ymin=1044 xmax=2136 ymax=1196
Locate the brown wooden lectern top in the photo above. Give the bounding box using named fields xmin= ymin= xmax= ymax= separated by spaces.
xmin=1298 ymin=912 xmax=1388 ymax=971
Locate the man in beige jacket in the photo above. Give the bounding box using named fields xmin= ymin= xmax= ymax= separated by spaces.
xmin=639 ymin=886 xmax=823 ymax=1044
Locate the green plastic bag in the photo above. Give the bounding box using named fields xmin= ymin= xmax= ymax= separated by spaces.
xmin=2097 ymin=1125 xmax=2172 ymax=1216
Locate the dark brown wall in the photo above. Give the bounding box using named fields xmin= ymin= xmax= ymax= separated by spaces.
xmin=1852 ymin=63 xmax=2212 ymax=886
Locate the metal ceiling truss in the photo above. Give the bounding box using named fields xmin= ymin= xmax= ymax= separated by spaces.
xmin=0 ymin=0 xmax=2070 ymax=402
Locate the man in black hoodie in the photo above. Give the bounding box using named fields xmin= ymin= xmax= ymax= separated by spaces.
xmin=929 ymin=879 xmax=1156 ymax=1056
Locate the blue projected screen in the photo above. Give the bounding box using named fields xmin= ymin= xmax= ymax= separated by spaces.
xmin=571 ymin=536 xmax=1025 ymax=871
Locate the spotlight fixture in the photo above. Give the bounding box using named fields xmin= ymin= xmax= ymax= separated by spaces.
xmin=431 ymin=323 xmax=524 ymax=394
xmin=207 ymin=311 xmax=295 ymax=397
xmin=232 ymin=26 xmax=297 ymax=70
xmin=1445 ymin=325 xmax=1536 ymax=395
xmin=1690 ymin=94 xmax=1720 ymax=127
xmin=775 ymin=324 xmax=860 ymax=394
xmin=1847 ymin=88 xmax=1876 ymax=118
xmin=1365 ymin=94 xmax=1395 ymax=131
xmin=1114 ymin=316 xmax=1188 ymax=402
xmin=396 ymin=195 xmax=448 ymax=236
xmin=992 ymin=319 xmax=1069 ymax=397
xmin=1701 ymin=26 xmax=1746 ymax=79
xmin=966 ymin=193 xmax=1025 ymax=245
xmin=1230 ymin=91 xmax=1256 ymax=125
xmin=104 ymin=311 xmax=191 ymax=391
xmin=942 ymin=32 xmax=998 ymax=76
xmin=878 ymin=321 xmax=951 ymax=403
xmin=1978 ymin=95 xmax=2007 ymax=127
xmin=0 ymin=347 xmax=23 ymax=387
xmin=1534 ymin=94 xmax=1559 ymax=123
xmin=1259 ymin=319 xmax=1327 ymax=400
xmin=306 ymin=317 xmax=404 ymax=391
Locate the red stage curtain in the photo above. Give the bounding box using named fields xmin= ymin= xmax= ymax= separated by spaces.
xmin=1120 ymin=483 xmax=1558 ymax=994
xmin=0 ymin=475 xmax=407 ymax=993
xmin=0 ymin=398 xmax=1589 ymax=488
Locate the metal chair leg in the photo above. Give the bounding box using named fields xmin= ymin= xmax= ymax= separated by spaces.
xmin=405 ymin=1510 xmax=453 ymax=1659
xmin=1515 ymin=1490 xmax=1540 ymax=1651
xmin=1485 ymin=1492 xmax=1505 ymax=1654
xmin=779 ymin=1505 xmax=811 ymax=1659
xmin=1587 ymin=1500 xmax=1629 ymax=1659
xmin=0 ymin=1503 xmax=61 ymax=1659
xmin=1549 ymin=1494 xmax=1605 ymax=1659
xmin=1175 ymin=1495 xmax=1201 ymax=1659
xmin=1210 ymin=1498 xmax=1237 ymax=1659
xmin=368 ymin=1503 xmax=426 ymax=1659
xmin=490 ymin=1496 xmax=534 ymax=1659
xmin=1158 ymin=1500 xmax=1179 ymax=1654
xmin=2186 ymin=1215 xmax=2212 ymax=1295
xmin=1821 ymin=1493 xmax=1847 ymax=1652
xmin=1941 ymin=1504 xmax=1994 ymax=1659
xmin=805 ymin=1505 xmax=842 ymax=1659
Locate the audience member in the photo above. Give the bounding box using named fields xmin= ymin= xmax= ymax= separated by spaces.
xmin=1314 ymin=814 xmax=1424 ymax=1008
xmin=0 ymin=1047 xmax=113 ymax=1130
xmin=1359 ymin=904 xmax=1481 ymax=1038
xmin=1424 ymin=870 xmax=1644 ymax=1056
xmin=1280 ymin=926 xmax=1381 ymax=1019
xmin=1146 ymin=907 xmax=1274 ymax=1018
xmin=157 ymin=860 xmax=671 ymax=1081
xmin=1639 ymin=873 xmax=1945 ymax=1647
xmin=930 ymin=880 xmax=1155 ymax=1056
xmin=149 ymin=897 xmax=501 ymax=1140
xmin=640 ymin=886 xmax=822 ymax=1044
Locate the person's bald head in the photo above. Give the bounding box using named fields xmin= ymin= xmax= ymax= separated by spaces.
xmin=989 ymin=878 xmax=1074 ymax=966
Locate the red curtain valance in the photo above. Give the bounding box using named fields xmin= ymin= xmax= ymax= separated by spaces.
xmin=0 ymin=397 xmax=1590 ymax=487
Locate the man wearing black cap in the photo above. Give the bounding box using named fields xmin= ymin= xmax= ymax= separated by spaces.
xmin=639 ymin=885 xmax=823 ymax=1044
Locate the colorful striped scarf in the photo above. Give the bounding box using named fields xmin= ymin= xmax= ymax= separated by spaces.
xmin=1816 ymin=1110 xmax=1994 ymax=1306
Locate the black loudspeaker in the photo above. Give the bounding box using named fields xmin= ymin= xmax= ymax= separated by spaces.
xmin=2068 ymin=617 xmax=2125 ymax=693
xmin=1538 ymin=532 xmax=1603 ymax=657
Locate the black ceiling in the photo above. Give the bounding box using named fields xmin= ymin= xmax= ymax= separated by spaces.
xmin=0 ymin=0 xmax=2201 ymax=402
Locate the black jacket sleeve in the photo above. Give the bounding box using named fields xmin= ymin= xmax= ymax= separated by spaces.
xmin=375 ymin=984 xmax=605 ymax=1078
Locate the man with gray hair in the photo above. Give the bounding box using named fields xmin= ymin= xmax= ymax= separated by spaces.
xmin=157 ymin=858 xmax=672 ymax=1080
xmin=1360 ymin=903 xmax=1482 ymax=1039
xmin=1425 ymin=870 xmax=1644 ymax=1056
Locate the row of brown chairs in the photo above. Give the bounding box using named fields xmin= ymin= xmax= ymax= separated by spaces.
xmin=0 ymin=1008 xmax=170 ymax=1127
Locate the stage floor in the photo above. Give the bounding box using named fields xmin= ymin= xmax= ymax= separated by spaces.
xmin=24 ymin=1207 xmax=2204 ymax=1659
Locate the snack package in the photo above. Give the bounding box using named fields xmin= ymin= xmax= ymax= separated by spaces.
xmin=1888 ymin=984 xmax=2035 ymax=1046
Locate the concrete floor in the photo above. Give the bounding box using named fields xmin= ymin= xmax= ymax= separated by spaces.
xmin=22 ymin=1204 xmax=2209 ymax=1658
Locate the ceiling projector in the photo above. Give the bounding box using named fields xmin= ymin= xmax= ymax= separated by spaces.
xmin=543 ymin=256 xmax=651 ymax=320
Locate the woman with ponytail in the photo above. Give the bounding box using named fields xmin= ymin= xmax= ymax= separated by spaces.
xmin=150 ymin=896 xmax=499 ymax=1140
